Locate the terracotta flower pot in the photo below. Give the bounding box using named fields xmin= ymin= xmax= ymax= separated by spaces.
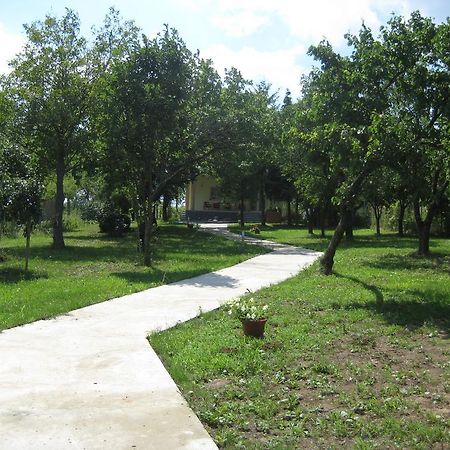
xmin=241 ymin=318 xmax=267 ymax=338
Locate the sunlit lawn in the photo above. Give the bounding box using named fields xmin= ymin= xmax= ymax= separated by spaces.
xmin=150 ymin=227 xmax=450 ymax=449
xmin=0 ymin=223 xmax=265 ymax=331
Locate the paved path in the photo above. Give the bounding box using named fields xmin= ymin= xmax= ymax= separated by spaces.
xmin=0 ymin=225 xmax=321 ymax=449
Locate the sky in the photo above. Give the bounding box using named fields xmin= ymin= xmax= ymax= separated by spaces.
xmin=0 ymin=0 xmax=448 ymax=99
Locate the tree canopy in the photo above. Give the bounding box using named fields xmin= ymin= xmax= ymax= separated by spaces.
xmin=0 ymin=8 xmax=448 ymax=272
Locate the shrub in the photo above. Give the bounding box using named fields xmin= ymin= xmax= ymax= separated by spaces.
xmin=35 ymin=214 xmax=83 ymax=233
xmin=80 ymin=203 xmax=101 ymax=222
xmin=98 ymin=211 xmax=131 ymax=236
xmin=63 ymin=214 xmax=83 ymax=232
xmin=35 ymin=219 xmax=52 ymax=234
xmin=0 ymin=221 xmax=20 ymax=238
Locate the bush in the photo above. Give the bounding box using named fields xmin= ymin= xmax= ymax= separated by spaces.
xmin=63 ymin=215 xmax=83 ymax=232
xmin=0 ymin=221 xmax=20 ymax=238
xmin=80 ymin=203 xmax=101 ymax=222
xmin=35 ymin=214 xmax=83 ymax=233
xmin=35 ymin=219 xmax=52 ymax=234
xmin=384 ymin=203 xmax=417 ymax=234
xmin=98 ymin=211 xmax=131 ymax=236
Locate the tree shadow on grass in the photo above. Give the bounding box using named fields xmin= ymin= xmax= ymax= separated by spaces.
xmin=64 ymin=233 xmax=132 ymax=242
xmin=4 ymin=244 xmax=140 ymax=264
xmin=4 ymin=226 xmax=257 ymax=265
xmin=334 ymin=272 xmax=384 ymax=306
xmin=341 ymin=234 xmax=420 ymax=249
xmin=0 ymin=267 xmax=48 ymax=284
xmin=111 ymin=271 xmax=162 ymax=286
xmin=363 ymin=252 xmax=450 ymax=274
xmin=369 ymin=297 xmax=448 ymax=333
xmin=333 ymin=272 xmax=449 ymax=332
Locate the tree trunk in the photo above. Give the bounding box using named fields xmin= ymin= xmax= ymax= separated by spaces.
xmin=153 ymin=204 xmax=158 ymax=227
xmin=142 ymin=168 xmax=153 ymax=265
xmin=162 ymin=195 xmax=170 ymax=222
xmin=295 ymin=196 xmax=299 ymax=226
xmin=321 ymin=167 xmax=372 ymax=274
xmin=398 ymin=199 xmax=406 ymax=237
xmin=413 ymin=198 xmax=435 ymax=257
xmin=52 ymin=160 xmax=65 ymax=249
xmin=259 ymin=176 xmax=266 ymax=226
xmin=319 ymin=204 xmax=326 ymax=237
xmin=25 ymin=219 xmax=31 ymax=272
xmin=376 ymin=215 xmax=381 ymax=236
xmin=414 ymin=172 xmax=449 ymax=256
xmin=417 ymin=221 xmax=431 ymax=256
xmin=137 ymin=221 xmax=144 ymax=252
xmin=306 ymin=207 xmax=314 ymax=234
xmin=345 ymin=224 xmax=353 ymax=240
xmin=143 ymin=213 xmax=153 ymax=266
xmin=345 ymin=209 xmax=354 ymax=241
xmin=320 ymin=211 xmax=348 ymax=275
xmin=239 ymin=191 xmax=245 ymax=228
xmin=133 ymin=198 xmax=143 ymax=252
xmin=287 ymin=201 xmax=292 ymax=226
xmin=372 ymin=205 xmax=382 ymax=236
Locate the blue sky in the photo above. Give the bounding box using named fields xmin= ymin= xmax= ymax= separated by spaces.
xmin=0 ymin=0 xmax=448 ymax=98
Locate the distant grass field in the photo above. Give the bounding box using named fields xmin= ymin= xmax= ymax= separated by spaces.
xmin=150 ymin=227 xmax=450 ymax=449
xmin=0 ymin=223 xmax=265 ymax=331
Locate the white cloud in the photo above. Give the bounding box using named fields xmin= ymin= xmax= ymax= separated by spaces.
xmin=0 ymin=23 xmax=24 ymax=74
xmin=174 ymin=0 xmax=212 ymax=11
xmin=211 ymin=11 xmax=270 ymax=38
xmin=179 ymin=0 xmax=416 ymax=44
xmin=201 ymin=44 xmax=306 ymax=99
xmin=272 ymin=0 xmax=414 ymax=46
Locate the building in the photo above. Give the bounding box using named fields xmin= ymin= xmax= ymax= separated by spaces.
xmin=185 ymin=175 xmax=283 ymax=223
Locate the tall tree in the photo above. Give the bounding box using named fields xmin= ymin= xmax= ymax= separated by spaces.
xmin=380 ymin=13 xmax=450 ymax=255
xmin=286 ymin=22 xmax=396 ymax=274
xmin=363 ymin=168 xmax=396 ymax=235
xmin=7 ymin=9 xmax=92 ymax=249
xmin=98 ymin=28 xmax=223 ymax=265
xmin=0 ymin=147 xmax=42 ymax=272
xmin=214 ymin=70 xmax=276 ymax=227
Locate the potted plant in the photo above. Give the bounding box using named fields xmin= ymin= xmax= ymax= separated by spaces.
xmin=227 ymin=297 xmax=269 ymax=338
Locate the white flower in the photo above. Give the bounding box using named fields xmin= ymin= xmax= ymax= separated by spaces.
xmin=226 ymin=296 xmax=269 ymax=320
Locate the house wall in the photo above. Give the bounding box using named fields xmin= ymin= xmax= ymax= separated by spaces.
xmin=186 ymin=175 xmax=301 ymax=223
xmin=186 ymin=175 xmax=261 ymax=212
xmin=187 ymin=175 xmax=219 ymax=211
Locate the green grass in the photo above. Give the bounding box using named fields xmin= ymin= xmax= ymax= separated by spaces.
xmin=150 ymin=227 xmax=450 ymax=449
xmin=0 ymin=223 xmax=265 ymax=331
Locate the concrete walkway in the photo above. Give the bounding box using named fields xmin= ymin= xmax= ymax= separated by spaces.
xmin=0 ymin=225 xmax=321 ymax=450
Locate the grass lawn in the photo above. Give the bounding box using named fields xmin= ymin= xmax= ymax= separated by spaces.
xmin=0 ymin=223 xmax=265 ymax=331
xmin=150 ymin=227 xmax=450 ymax=449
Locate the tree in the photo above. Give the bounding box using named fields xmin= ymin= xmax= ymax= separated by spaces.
xmin=363 ymin=168 xmax=396 ymax=235
xmin=214 ymin=70 xmax=276 ymax=227
xmin=1 ymin=80 xmax=43 ymax=270
xmin=281 ymin=96 xmax=339 ymax=236
xmin=98 ymin=27 xmax=223 ymax=265
xmin=379 ymin=13 xmax=450 ymax=255
xmin=7 ymin=9 xmax=92 ymax=249
xmin=265 ymin=166 xmax=296 ymax=225
xmin=286 ymin=22 xmax=399 ymax=274
xmin=0 ymin=147 xmax=42 ymax=271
